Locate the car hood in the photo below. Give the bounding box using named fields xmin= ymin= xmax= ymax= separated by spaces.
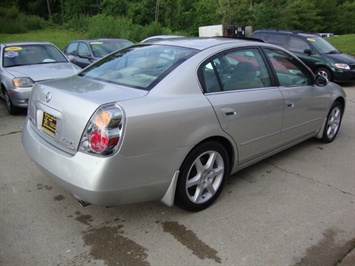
xmin=324 ymin=52 xmax=355 ymax=64
xmin=5 ymin=63 xmax=81 ymax=81
xmin=28 ymin=76 xmax=148 ymax=154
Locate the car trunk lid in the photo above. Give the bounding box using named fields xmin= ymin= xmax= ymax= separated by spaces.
xmin=28 ymin=76 xmax=148 ymax=154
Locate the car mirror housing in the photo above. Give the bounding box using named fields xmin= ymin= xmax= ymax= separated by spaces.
xmin=315 ymin=74 xmax=328 ymax=87
xmin=304 ymin=49 xmax=313 ymax=55
xmin=78 ymin=52 xmax=91 ymax=59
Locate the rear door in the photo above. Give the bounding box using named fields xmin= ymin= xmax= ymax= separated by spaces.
xmin=201 ymin=47 xmax=284 ymax=164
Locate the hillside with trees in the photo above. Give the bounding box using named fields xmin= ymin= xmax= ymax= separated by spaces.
xmin=1 ymin=0 xmax=354 ymax=42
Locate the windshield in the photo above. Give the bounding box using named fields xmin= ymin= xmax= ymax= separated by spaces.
xmin=307 ymin=36 xmax=339 ymax=54
xmin=90 ymin=40 xmax=134 ymax=57
xmin=3 ymin=44 xmax=68 ymax=67
xmin=79 ymin=45 xmax=198 ymax=90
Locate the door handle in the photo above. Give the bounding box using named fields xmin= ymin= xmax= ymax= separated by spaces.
xmin=221 ymin=107 xmax=238 ymax=117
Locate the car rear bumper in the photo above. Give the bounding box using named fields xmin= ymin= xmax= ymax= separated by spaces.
xmin=22 ymin=117 xmax=186 ymax=206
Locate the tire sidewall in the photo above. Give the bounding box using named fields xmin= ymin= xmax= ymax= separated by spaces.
xmin=321 ymin=102 xmax=343 ymax=143
xmin=175 ymin=141 xmax=230 ymax=212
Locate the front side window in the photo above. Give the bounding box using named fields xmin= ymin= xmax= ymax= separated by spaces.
xmin=65 ymin=42 xmax=78 ymax=55
xmin=288 ymin=37 xmax=311 ymax=53
xmin=264 ymin=48 xmax=313 ymax=86
xmin=80 ymin=45 xmax=198 ymax=90
xmin=200 ymin=48 xmax=271 ymax=92
xmin=78 ymin=43 xmax=90 ymax=57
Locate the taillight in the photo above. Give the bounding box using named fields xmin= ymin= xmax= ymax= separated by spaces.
xmin=79 ymin=103 xmax=124 ymax=156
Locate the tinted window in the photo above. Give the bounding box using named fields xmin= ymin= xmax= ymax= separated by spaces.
xmin=264 ymin=48 xmax=313 ymax=86
xmin=288 ymin=37 xmax=311 ymax=53
xmin=200 ymin=48 xmax=271 ymax=92
xmin=80 ymin=45 xmax=198 ymax=90
xmin=267 ymin=33 xmax=288 ymax=47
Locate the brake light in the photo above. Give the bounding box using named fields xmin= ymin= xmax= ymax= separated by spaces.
xmin=89 ymin=130 xmax=109 ymax=153
xmin=79 ymin=103 xmax=124 ymax=156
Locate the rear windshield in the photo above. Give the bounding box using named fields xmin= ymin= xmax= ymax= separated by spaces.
xmin=79 ymin=45 xmax=198 ymax=90
xmin=3 ymin=44 xmax=68 ymax=67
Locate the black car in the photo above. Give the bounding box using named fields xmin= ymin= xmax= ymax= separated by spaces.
xmin=63 ymin=38 xmax=134 ymax=68
xmin=252 ymin=29 xmax=355 ymax=83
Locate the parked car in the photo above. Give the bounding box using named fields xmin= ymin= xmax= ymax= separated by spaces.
xmin=63 ymin=38 xmax=134 ymax=68
xmin=252 ymin=29 xmax=355 ymax=83
xmin=140 ymin=35 xmax=185 ymax=43
xmin=0 ymin=42 xmax=81 ymax=114
xmin=22 ymin=37 xmax=346 ymax=212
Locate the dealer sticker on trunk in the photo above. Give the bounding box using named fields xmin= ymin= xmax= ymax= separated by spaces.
xmin=42 ymin=112 xmax=57 ymax=136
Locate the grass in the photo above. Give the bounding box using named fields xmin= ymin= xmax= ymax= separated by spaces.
xmin=1 ymin=29 xmax=354 ymax=56
xmin=326 ymin=34 xmax=355 ymax=56
xmin=0 ymin=28 xmax=87 ymax=50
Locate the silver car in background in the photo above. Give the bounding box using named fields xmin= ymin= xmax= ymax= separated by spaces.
xmin=0 ymin=42 xmax=81 ymax=114
xmin=22 ymin=38 xmax=346 ymax=212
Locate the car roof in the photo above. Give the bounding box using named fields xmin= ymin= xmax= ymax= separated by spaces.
xmin=141 ymin=37 xmax=266 ymax=51
xmin=71 ymin=38 xmax=132 ymax=43
xmin=253 ymin=29 xmax=320 ymax=38
xmin=1 ymin=41 xmax=54 ymax=47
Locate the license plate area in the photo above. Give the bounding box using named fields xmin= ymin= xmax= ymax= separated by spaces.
xmin=42 ymin=112 xmax=57 ymax=136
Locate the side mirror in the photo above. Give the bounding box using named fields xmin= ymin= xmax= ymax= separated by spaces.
xmin=304 ymin=49 xmax=313 ymax=55
xmin=78 ymin=52 xmax=91 ymax=59
xmin=315 ymin=74 xmax=328 ymax=87
xmin=68 ymin=55 xmax=75 ymax=62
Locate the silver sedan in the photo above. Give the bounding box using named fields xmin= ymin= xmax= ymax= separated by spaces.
xmin=22 ymin=37 xmax=346 ymax=211
xmin=0 ymin=42 xmax=81 ymax=114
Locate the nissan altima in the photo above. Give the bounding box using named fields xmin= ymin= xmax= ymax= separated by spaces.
xmin=22 ymin=37 xmax=346 ymax=212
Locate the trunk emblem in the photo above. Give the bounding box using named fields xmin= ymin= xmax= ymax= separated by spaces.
xmin=45 ymin=92 xmax=52 ymax=103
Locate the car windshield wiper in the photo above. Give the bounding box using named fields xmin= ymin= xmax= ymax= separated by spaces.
xmin=326 ymin=50 xmax=339 ymax=54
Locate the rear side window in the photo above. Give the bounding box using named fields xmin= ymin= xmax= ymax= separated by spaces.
xmin=287 ymin=37 xmax=311 ymax=53
xmin=266 ymin=33 xmax=288 ymax=48
xmin=264 ymin=48 xmax=313 ymax=86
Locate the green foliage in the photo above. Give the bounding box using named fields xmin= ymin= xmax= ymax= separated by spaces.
xmin=0 ymin=29 xmax=86 ymax=50
xmin=0 ymin=6 xmax=46 ymax=34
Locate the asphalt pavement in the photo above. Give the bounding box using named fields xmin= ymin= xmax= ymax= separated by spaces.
xmin=0 ymin=84 xmax=354 ymax=266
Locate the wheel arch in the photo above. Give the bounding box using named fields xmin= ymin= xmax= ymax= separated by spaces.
xmin=182 ymin=135 xmax=236 ymax=175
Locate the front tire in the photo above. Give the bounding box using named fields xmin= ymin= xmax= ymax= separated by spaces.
xmin=3 ymin=89 xmax=19 ymax=115
xmin=321 ymin=102 xmax=343 ymax=143
xmin=315 ymin=67 xmax=332 ymax=81
xmin=175 ymin=142 xmax=230 ymax=212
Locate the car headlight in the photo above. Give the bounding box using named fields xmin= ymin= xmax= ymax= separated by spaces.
xmin=334 ymin=63 xmax=350 ymax=70
xmin=12 ymin=77 xmax=34 ymax=87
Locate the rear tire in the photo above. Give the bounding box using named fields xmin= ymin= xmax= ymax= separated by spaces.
xmin=175 ymin=142 xmax=229 ymax=212
xmin=321 ymin=101 xmax=343 ymax=143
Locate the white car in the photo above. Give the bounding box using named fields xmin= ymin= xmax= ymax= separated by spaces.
xmin=0 ymin=42 xmax=81 ymax=114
